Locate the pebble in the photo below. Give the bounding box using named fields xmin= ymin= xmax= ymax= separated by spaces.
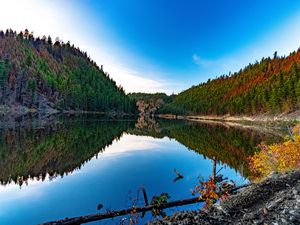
xmin=263 ymin=208 xmax=268 ymax=215
xmin=289 ymin=210 xmax=296 ymax=215
xmin=243 ymin=213 xmax=256 ymax=220
xmin=267 ymin=202 xmax=276 ymax=209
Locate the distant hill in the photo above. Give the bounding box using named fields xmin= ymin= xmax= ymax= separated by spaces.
xmin=128 ymin=92 xmax=173 ymax=103
xmin=159 ymin=50 xmax=300 ymax=115
xmin=0 ymin=29 xmax=136 ymax=113
xmin=128 ymin=92 xmax=173 ymax=116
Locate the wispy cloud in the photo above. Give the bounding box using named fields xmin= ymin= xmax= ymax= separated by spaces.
xmin=192 ymin=12 xmax=300 ymax=83
xmin=192 ymin=54 xmax=216 ymax=67
xmin=192 ymin=53 xmax=240 ymax=78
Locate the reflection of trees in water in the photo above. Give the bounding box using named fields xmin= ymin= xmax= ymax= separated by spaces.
xmin=135 ymin=116 xmax=162 ymax=132
xmin=0 ymin=117 xmax=135 ymax=186
xmin=129 ymin=119 xmax=283 ymax=177
xmin=0 ymin=116 xmax=283 ymax=186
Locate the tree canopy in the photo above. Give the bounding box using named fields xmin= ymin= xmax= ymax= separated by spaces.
xmin=0 ymin=29 xmax=137 ymax=113
xmin=159 ymin=50 xmax=300 ymax=115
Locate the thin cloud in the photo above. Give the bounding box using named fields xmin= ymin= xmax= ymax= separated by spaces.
xmin=192 ymin=54 xmax=216 ymax=67
xmin=192 ymin=53 xmax=240 ymax=78
xmin=194 ymin=12 xmax=300 ymax=81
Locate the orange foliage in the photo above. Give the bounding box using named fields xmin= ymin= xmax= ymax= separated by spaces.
xmin=248 ymin=124 xmax=300 ymax=181
xmin=191 ymin=175 xmax=236 ymax=207
xmin=197 ymin=179 xmax=219 ymax=206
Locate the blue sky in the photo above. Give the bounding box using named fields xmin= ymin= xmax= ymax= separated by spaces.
xmin=1 ymin=1 xmax=300 ymax=93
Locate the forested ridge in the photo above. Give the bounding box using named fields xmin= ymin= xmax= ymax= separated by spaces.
xmin=0 ymin=29 xmax=136 ymax=113
xmin=128 ymin=92 xmax=173 ymax=103
xmin=159 ymin=50 xmax=300 ymax=115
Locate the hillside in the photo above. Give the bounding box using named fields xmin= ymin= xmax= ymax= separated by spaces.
xmin=0 ymin=29 xmax=136 ymax=114
xmin=159 ymin=50 xmax=300 ymax=116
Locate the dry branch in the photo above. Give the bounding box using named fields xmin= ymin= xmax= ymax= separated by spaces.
xmin=40 ymin=184 xmax=249 ymax=225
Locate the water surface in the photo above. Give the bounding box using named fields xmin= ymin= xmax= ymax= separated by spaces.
xmin=0 ymin=115 xmax=283 ymax=224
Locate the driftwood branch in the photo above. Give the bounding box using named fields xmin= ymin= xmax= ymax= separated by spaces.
xmin=287 ymin=125 xmax=295 ymax=142
xmin=40 ymin=197 xmax=201 ymax=225
xmin=141 ymin=186 xmax=149 ymax=206
xmin=174 ymin=168 xmax=184 ymax=178
xmin=173 ymin=168 xmax=184 ymax=183
xmin=141 ymin=186 xmax=149 ymax=218
xmin=40 ymin=184 xmax=249 ymax=225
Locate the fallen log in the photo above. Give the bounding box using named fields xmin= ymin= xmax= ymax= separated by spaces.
xmin=40 ymin=184 xmax=249 ymax=225
xmin=40 ymin=197 xmax=201 ymax=225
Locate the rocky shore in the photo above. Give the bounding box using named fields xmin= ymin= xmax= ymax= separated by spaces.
xmin=149 ymin=170 xmax=300 ymax=225
xmin=157 ymin=110 xmax=300 ymax=123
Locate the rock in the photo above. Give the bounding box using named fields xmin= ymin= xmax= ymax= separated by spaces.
xmin=243 ymin=212 xmax=256 ymax=220
xmin=289 ymin=210 xmax=296 ymax=215
xmin=149 ymin=170 xmax=300 ymax=225
xmin=262 ymin=208 xmax=268 ymax=215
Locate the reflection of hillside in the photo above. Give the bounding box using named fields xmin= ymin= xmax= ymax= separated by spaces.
xmin=0 ymin=117 xmax=134 ymax=186
xmin=0 ymin=116 xmax=284 ymax=186
xmin=129 ymin=119 xmax=283 ymax=177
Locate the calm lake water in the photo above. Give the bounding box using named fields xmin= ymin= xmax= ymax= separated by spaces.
xmin=0 ymin=115 xmax=283 ymax=225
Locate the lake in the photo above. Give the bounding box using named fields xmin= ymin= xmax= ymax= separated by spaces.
xmin=0 ymin=115 xmax=283 ymax=225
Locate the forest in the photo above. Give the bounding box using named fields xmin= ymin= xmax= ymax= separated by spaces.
xmin=3 ymin=28 xmax=300 ymax=117
xmin=0 ymin=29 xmax=137 ymax=113
xmin=128 ymin=92 xmax=173 ymax=104
xmin=159 ymin=50 xmax=300 ymax=115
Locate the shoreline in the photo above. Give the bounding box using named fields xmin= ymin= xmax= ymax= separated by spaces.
xmin=157 ymin=111 xmax=300 ymax=123
xmin=0 ymin=105 xmax=136 ymax=117
xmin=149 ymin=169 xmax=300 ymax=225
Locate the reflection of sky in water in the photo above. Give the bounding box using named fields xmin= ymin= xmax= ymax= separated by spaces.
xmin=0 ymin=134 xmax=246 ymax=225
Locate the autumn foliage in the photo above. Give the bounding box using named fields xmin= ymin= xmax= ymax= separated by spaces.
xmin=248 ymin=124 xmax=300 ymax=181
xmin=191 ymin=175 xmax=236 ymax=207
xmin=159 ymin=50 xmax=300 ymax=115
